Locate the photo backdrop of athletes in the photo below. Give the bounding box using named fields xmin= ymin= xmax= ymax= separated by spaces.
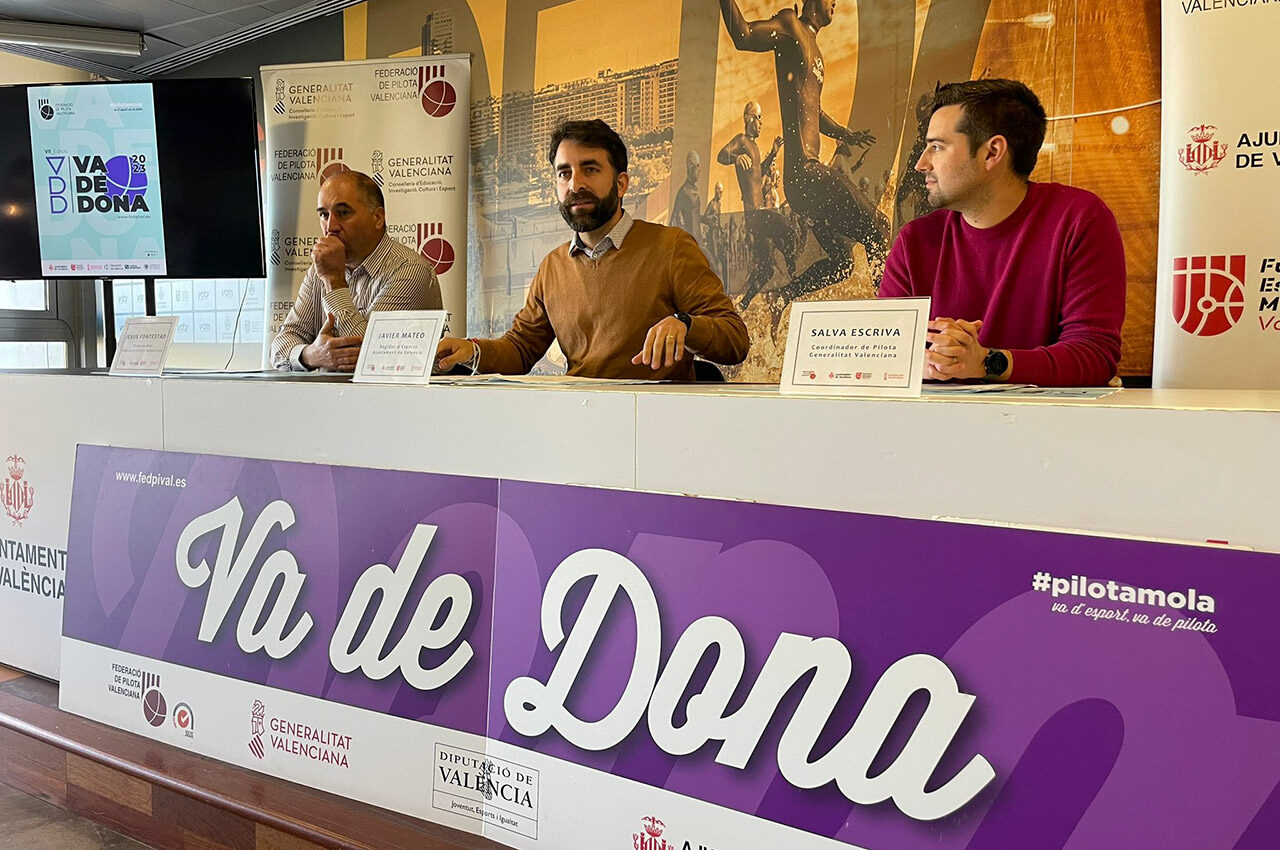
xmin=260 ymin=54 xmax=470 ymax=365
xmin=349 ymin=0 xmax=1158 ymax=381
xmin=1153 ymin=0 xmax=1280 ymax=388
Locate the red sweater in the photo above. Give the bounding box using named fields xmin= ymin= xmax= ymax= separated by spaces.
xmin=878 ymin=182 xmax=1126 ymax=386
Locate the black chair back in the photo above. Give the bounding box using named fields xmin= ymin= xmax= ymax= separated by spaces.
xmin=693 ymin=359 xmax=725 ymax=382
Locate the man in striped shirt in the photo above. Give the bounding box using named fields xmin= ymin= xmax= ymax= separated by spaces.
xmin=270 ymin=170 xmax=442 ymax=371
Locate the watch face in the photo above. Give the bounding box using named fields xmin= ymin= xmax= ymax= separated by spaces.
xmin=985 ymin=349 xmax=1009 ymax=378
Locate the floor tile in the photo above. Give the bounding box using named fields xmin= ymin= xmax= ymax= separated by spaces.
xmin=0 ymin=781 xmax=153 ymax=849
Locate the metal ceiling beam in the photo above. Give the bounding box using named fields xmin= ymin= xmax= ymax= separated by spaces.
xmin=0 ymin=0 xmax=364 ymax=80
xmin=0 ymin=19 xmax=143 ymax=56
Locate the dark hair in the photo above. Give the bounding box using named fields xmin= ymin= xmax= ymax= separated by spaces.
xmin=324 ymin=169 xmax=385 ymax=212
xmin=547 ymin=119 xmax=628 ymax=174
xmin=930 ymin=79 xmax=1047 ymax=178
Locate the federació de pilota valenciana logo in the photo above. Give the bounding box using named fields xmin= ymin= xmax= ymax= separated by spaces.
xmin=419 ymin=65 xmax=457 ymax=118
xmin=1172 ymin=254 xmax=1246 ymax=336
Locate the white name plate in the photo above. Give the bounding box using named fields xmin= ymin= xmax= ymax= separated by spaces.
xmin=781 ymin=298 xmax=929 ymax=397
xmin=110 ymin=316 xmax=178 ymax=376
xmin=353 ymin=310 xmax=448 ymax=384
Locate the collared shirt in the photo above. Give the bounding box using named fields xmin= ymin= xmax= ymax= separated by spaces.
xmin=568 ymin=210 xmax=634 ymax=260
xmin=270 ymin=232 xmax=441 ymax=371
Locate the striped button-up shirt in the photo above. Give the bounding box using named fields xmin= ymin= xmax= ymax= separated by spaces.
xmin=270 ymin=233 xmax=441 ymax=371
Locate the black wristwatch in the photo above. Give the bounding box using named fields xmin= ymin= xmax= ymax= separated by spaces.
xmin=673 ymin=312 xmax=692 ymax=329
xmin=983 ymin=348 xmax=1009 ymax=381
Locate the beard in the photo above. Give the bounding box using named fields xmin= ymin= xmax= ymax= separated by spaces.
xmin=558 ymin=183 xmax=621 ymax=232
xmin=924 ymin=182 xmax=947 ymax=209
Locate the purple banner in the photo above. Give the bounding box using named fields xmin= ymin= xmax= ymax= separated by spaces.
xmin=64 ymin=446 xmax=1280 ymax=848
xmin=488 ymin=481 xmax=1280 ymax=849
xmin=65 ymin=445 xmax=495 ymax=734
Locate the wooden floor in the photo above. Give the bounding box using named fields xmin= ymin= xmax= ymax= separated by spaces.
xmin=0 ymin=665 xmax=501 ymax=850
xmin=0 ymin=780 xmax=152 ymax=850
xmin=0 ymin=664 xmax=149 ymax=848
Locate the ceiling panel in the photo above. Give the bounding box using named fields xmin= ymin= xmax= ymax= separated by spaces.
xmin=103 ymin=0 xmax=204 ymax=26
xmin=214 ymin=7 xmax=275 ymax=27
xmin=174 ymin=0 xmax=269 ymax=12
xmin=153 ymin=19 xmax=238 ymax=45
xmin=15 ymin=0 xmax=181 ymax=28
xmin=0 ymin=1 xmax=101 ymax=27
xmin=261 ymin=0 xmax=309 ymax=13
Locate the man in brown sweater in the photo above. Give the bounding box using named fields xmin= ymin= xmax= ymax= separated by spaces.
xmin=436 ymin=120 xmax=749 ymax=380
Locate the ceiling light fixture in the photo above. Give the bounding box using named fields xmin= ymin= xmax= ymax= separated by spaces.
xmin=0 ymin=20 xmax=144 ymax=57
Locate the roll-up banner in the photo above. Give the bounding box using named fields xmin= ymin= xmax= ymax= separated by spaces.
xmin=260 ymin=55 xmax=470 ymax=365
xmin=1154 ymin=2 xmax=1280 ymax=388
xmin=62 ymin=445 xmax=1280 ymax=849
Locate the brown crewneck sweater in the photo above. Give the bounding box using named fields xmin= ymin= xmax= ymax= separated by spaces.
xmin=476 ymin=220 xmax=749 ymax=380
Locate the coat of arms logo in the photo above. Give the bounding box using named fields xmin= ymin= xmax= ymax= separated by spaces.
xmin=633 ymin=815 xmax=673 ymax=850
xmin=1178 ymin=124 xmax=1228 ymax=174
xmin=2 ymin=454 xmax=34 ymax=525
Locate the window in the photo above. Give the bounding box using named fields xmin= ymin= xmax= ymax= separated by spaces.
xmin=0 ymin=281 xmax=48 ymax=311
xmin=101 ymin=278 xmax=267 ymax=370
xmin=0 ymin=280 xmax=84 ymax=371
xmin=0 ymin=341 xmax=67 ymax=369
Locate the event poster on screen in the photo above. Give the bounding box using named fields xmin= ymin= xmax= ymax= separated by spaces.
xmin=27 ymin=83 xmax=167 ymax=276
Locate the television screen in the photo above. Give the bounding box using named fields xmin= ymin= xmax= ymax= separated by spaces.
xmin=0 ymin=77 xmax=265 ymax=280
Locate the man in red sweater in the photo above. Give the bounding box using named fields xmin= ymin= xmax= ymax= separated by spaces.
xmin=878 ymin=79 xmax=1126 ymax=387
xmin=436 ymin=120 xmax=748 ymax=380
